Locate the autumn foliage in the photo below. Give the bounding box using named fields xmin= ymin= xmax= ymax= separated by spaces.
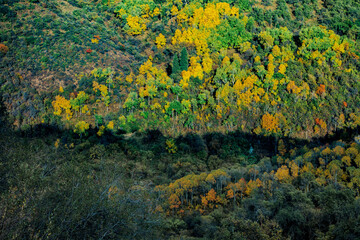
xmin=0 ymin=43 xmax=9 ymax=54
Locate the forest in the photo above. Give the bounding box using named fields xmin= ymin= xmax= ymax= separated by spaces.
xmin=1 ymin=0 xmax=360 ymax=239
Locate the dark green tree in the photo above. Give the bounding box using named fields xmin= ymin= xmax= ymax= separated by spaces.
xmin=179 ymin=47 xmax=189 ymax=72
xmin=172 ymin=54 xmax=180 ymax=76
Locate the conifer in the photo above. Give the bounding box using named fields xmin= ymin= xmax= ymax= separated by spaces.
xmin=179 ymin=47 xmax=189 ymax=71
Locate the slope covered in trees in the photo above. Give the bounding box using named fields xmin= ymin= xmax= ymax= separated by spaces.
xmin=0 ymin=0 xmax=359 ymax=139
xmin=1 ymin=96 xmax=360 ymax=239
xmin=1 ymin=0 xmax=360 ymax=239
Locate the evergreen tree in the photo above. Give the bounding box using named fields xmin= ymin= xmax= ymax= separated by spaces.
xmin=179 ymin=47 xmax=189 ymax=71
xmin=172 ymin=54 xmax=180 ymax=75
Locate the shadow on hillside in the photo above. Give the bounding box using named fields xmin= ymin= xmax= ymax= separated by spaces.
xmin=1 ymin=96 xmax=359 ymax=161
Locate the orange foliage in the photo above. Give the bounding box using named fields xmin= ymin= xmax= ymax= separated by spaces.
xmin=0 ymin=43 xmax=9 ymax=54
xmin=275 ymin=165 xmax=290 ymax=182
xmin=261 ymin=113 xmax=280 ymax=133
xmin=315 ymin=118 xmax=327 ymax=130
xmin=333 ymin=146 xmax=345 ymax=156
xmin=287 ymin=81 xmax=301 ymax=94
xmin=226 ymin=189 xmax=234 ymax=199
xmin=207 ymin=188 xmax=217 ymax=202
xmin=201 ymin=188 xmax=221 ymax=209
xmin=169 ymin=194 xmax=181 ymax=209
xmin=316 ymin=84 xmax=326 ymax=96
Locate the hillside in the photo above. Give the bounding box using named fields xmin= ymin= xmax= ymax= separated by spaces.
xmin=1 ymin=0 xmax=360 ymax=239
xmin=1 ymin=95 xmax=360 ymax=239
xmin=0 ymin=0 xmax=359 ymax=139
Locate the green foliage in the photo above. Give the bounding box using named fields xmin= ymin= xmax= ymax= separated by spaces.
xmin=171 ymin=53 xmax=180 ymax=76
xmin=209 ymin=17 xmax=253 ymax=51
xmin=179 ymin=47 xmax=189 ymax=72
xmin=2 ymin=98 xmax=360 ymax=239
xmin=114 ymin=0 xmax=156 ymax=19
xmin=1 ymin=1 xmax=360 ymax=238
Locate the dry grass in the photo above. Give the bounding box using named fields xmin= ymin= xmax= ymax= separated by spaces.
xmin=57 ymin=0 xmax=80 ymax=14
xmin=252 ymin=0 xmax=278 ymax=11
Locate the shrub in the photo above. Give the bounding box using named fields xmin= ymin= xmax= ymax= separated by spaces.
xmin=0 ymin=43 xmax=9 ymax=54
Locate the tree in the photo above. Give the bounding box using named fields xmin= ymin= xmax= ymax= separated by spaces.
xmin=275 ymin=165 xmax=291 ymax=183
xmin=72 ymin=91 xmax=89 ymax=115
xmin=259 ymin=31 xmax=274 ymax=49
xmin=125 ymin=15 xmax=146 ymax=35
xmin=171 ymin=54 xmax=180 ymax=77
xmin=179 ymin=47 xmax=189 ymax=72
xmin=52 ymin=95 xmax=72 ymax=120
xmin=261 ymin=113 xmax=280 ymax=134
xmin=74 ymin=121 xmax=90 ymax=137
xmin=0 ymin=43 xmax=9 ymax=54
xmin=155 ymin=33 xmax=166 ymax=49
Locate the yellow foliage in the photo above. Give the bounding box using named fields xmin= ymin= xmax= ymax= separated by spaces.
xmin=150 ymin=7 xmax=160 ymax=17
xmin=181 ymin=56 xmax=204 ymax=89
xmin=321 ymin=147 xmax=332 ymax=156
xmin=74 ymin=121 xmax=89 ymax=135
xmin=81 ymin=105 xmax=89 ymax=115
xmin=97 ymin=125 xmax=105 ymax=136
xmin=150 ymin=102 xmax=162 ymax=110
xmin=171 ymin=5 xmax=179 ymax=15
xmin=333 ymin=146 xmax=345 ymax=156
xmin=278 ymin=63 xmax=287 ymax=75
xmin=287 ymin=81 xmax=301 ymax=94
xmin=91 ymin=38 xmax=99 ymax=44
xmin=139 ymin=59 xmax=153 ymax=75
xmin=205 ymin=173 xmax=216 ymax=184
xmin=272 ymin=45 xmax=281 ymax=57
xmin=54 ymin=139 xmax=60 ymax=149
xmin=237 ymin=41 xmax=251 ymax=53
xmin=245 ymin=180 xmax=257 ymax=196
xmin=202 ymin=53 xmax=213 ymax=74
xmin=155 ymin=33 xmax=166 ymax=49
xmin=125 ymin=74 xmax=134 ymax=83
xmin=52 ymin=95 xmax=72 ymax=119
xmin=341 ymin=156 xmax=352 ymax=167
xmin=172 ymin=27 xmax=210 ymax=55
xmin=107 ymin=121 xmax=114 ymax=130
xmin=125 ymin=15 xmax=146 ymax=35
xmin=346 ymin=147 xmax=358 ymax=159
xmin=275 ymin=165 xmax=290 ymax=182
xmin=190 ymin=5 xmax=221 ymax=29
xmin=166 ymin=139 xmax=177 ymax=154
xmin=261 ymin=113 xmax=280 ymax=133
xmin=289 ymin=161 xmax=299 ymax=177
xmin=259 ymin=31 xmax=274 ymax=49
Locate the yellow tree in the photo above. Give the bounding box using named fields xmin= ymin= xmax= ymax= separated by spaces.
xmin=261 ymin=113 xmax=280 ymax=134
xmin=125 ymin=15 xmax=146 ymax=35
xmin=275 ymin=165 xmax=291 ymax=183
xmin=52 ymin=95 xmax=72 ymax=120
xmin=259 ymin=31 xmax=274 ymax=49
xmin=74 ymin=121 xmax=90 ymax=137
xmin=169 ymin=194 xmax=181 ymax=215
xmin=155 ymin=33 xmax=166 ymax=49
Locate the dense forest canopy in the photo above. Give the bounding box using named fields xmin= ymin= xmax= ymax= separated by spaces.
xmin=1 ymin=0 xmax=360 ymax=239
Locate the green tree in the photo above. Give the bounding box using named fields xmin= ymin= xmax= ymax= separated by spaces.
xmin=179 ymin=47 xmax=189 ymax=72
xmin=74 ymin=121 xmax=90 ymax=137
xmin=172 ymin=54 xmax=180 ymax=76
